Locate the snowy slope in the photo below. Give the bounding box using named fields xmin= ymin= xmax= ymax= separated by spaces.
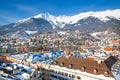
xmin=7 ymin=9 xmax=120 ymax=29
xmin=25 ymin=31 xmax=37 ymax=35
xmin=34 ymin=13 xmax=59 ymax=29
xmin=33 ymin=9 xmax=120 ymax=28
xmin=56 ymin=9 xmax=120 ymax=24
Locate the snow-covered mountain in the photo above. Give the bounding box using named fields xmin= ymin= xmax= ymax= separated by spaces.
xmin=34 ymin=13 xmax=60 ymax=29
xmin=17 ymin=9 xmax=120 ymax=29
xmin=35 ymin=9 xmax=120 ymax=28
xmin=0 ymin=9 xmax=120 ymax=34
xmin=56 ymin=9 xmax=120 ymax=23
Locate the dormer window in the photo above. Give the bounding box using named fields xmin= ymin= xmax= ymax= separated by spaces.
xmin=69 ymin=64 xmax=73 ymax=68
xmin=69 ymin=54 xmax=72 ymax=57
xmin=18 ymin=68 xmax=22 ymax=72
xmin=81 ymin=66 xmax=86 ymax=71
xmin=13 ymin=64 xmax=17 ymax=70
xmin=60 ymin=62 xmax=64 ymax=66
xmin=104 ymin=71 xmax=109 ymax=76
xmin=93 ymin=69 xmax=98 ymax=74
xmin=54 ymin=61 xmax=58 ymax=65
xmin=2 ymin=63 xmax=7 ymax=67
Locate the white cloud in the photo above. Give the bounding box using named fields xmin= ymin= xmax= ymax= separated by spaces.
xmin=0 ymin=4 xmax=40 ymax=25
xmin=16 ymin=4 xmax=39 ymax=15
xmin=0 ymin=15 xmax=20 ymax=25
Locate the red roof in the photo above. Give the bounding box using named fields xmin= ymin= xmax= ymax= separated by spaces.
xmin=104 ymin=47 xmax=113 ymax=51
xmin=52 ymin=56 xmax=117 ymax=78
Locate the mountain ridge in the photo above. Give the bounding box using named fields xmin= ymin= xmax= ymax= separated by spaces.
xmin=0 ymin=9 xmax=120 ymax=34
xmin=16 ymin=9 xmax=120 ymax=29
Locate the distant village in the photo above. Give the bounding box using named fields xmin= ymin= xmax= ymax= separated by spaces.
xmin=0 ymin=30 xmax=120 ymax=80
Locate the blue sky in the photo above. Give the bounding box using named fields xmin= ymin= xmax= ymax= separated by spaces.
xmin=0 ymin=0 xmax=120 ymax=25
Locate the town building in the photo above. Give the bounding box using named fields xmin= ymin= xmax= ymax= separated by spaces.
xmin=49 ymin=55 xmax=118 ymax=80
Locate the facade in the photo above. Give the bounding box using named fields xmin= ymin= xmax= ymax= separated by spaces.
xmin=41 ymin=64 xmax=50 ymax=80
xmin=0 ymin=50 xmax=120 ymax=80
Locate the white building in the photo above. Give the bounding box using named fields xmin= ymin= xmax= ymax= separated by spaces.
xmin=49 ymin=56 xmax=117 ymax=80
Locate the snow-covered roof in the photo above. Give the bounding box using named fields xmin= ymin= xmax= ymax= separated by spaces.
xmin=18 ymin=9 xmax=120 ymax=29
xmin=10 ymin=53 xmax=28 ymax=60
xmin=0 ymin=62 xmax=35 ymax=80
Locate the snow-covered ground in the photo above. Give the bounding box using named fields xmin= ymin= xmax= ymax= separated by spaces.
xmin=25 ymin=31 xmax=37 ymax=35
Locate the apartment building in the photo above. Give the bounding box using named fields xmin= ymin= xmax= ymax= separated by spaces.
xmin=49 ymin=56 xmax=117 ymax=80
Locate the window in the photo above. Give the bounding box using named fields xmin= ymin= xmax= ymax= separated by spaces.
xmin=77 ymin=76 xmax=81 ymax=79
xmin=2 ymin=63 xmax=7 ymax=67
xmin=60 ymin=62 xmax=64 ymax=66
xmin=104 ymin=71 xmax=109 ymax=76
xmin=54 ymin=61 xmax=58 ymax=65
xmin=81 ymin=66 xmax=86 ymax=71
xmin=69 ymin=64 xmax=73 ymax=68
xmin=72 ymin=75 xmax=75 ymax=78
xmin=65 ymin=73 xmax=68 ymax=76
xmin=93 ymin=69 xmax=98 ymax=74
xmin=69 ymin=74 xmax=72 ymax=77
xmin=50 ymin=69 xmax=54 ymax=72
xmin=61 ymin=72 xmax=64 ymax=75
xmin=30 ymin=76 xmax=32 ymax=78
xmin=13 ymin=64 xmax=17 ymax=70
xmin=58 ymin=71 xmax=60 ymax=74
xmin=50 ymin=74 xmax=57 ymax=78
xmin=59 ymin=71 xmax=62 ymax=75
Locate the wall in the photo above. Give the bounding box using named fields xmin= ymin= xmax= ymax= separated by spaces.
xmin=49 ymin=65 xmax=115 ymax=80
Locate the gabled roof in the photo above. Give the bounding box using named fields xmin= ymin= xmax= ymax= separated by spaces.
xmin=52 ymin=56 xmax=117 ymax=78
xmin=104 ymin=47 xmax=113 ymax=51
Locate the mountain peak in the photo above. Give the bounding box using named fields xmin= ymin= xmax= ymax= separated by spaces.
xmin=56 ymin=9 xmax=120 ymax=24
xmin=2 ymin=9 xmax=120 ymax=33
xmin=18 ymin=9 xmax=120 ymax=26
xmin=34 ymin=12 xmax=59 ymax=29
xmin=34 ymin=12 xmax=53 ymax=18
